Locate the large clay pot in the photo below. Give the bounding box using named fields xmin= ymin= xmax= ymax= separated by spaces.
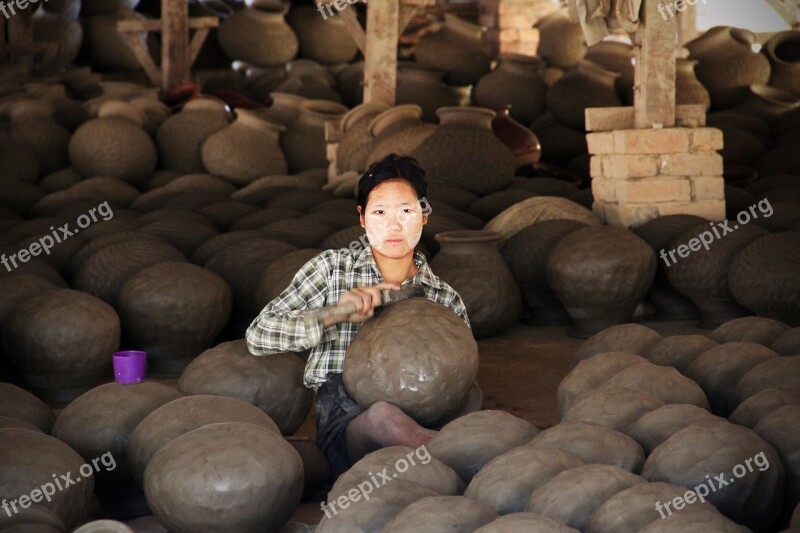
xmin=117 ymin=262 xmax=232 ymax=376
xmin=485 ymin=196 xmax=600 ymax=242
xmin=281 ymin=99 xmax=347 ymax=173
xmin=734 ymin=84 xmax=800 ymax=124
xmin=729 ymin=233 xmax=800 ymax=326
xmin=32 ymin=10 xmax=83 ymax=71
xmin=431 ymin=231 xmax=522 ymax=339
xmin=0 ymin=429 xmax=95 ymax=529
xmin=585 ymin=40 xmax=635 ymax=105
xmin=414 ymin=14 xmax=491 ymax=86
xmin=156 ymin=98 xmax=231 ymax=174
xmin=396 ymin=66 xmax=463 ymax=123
xmin=764 ymin=30 xmax=800 ymax=97
xmin=535 ymin=7 xmax=586 ymax=69
xmin=287 ymin=5 xmax=358 ymax=64
xmin=178 ymin=340 xmax=312 ymax=435
xmin=676 ymin=58 xmax=711 ymax=110
xmin=6 ymin=100 xmax=70 ymax=175
xmin=688 ymin=27 xmax=772 ymax=110
xmin=2 ymin=289 xmax=120 ymax=406
xmin=144 ymin=422 xmax=303 ymax=533
xmin=474 ymin=54 xmax=547 ymax=125
xmin=52 ymin=381 xmax=182 ymax=517
xmin=546 ymin=60 xmax=622 ymax=129
xmin=366 ymin=104 xmax=436 ymax=163
xmin=337 ymin=60 xmax=364 ymax=107
xmin=547 ymin=226 xmax=657 ymax=338
xmin=336 ymin=103 xmax=389 ymax=174
xmin=0 ymin=382 xmax=55 ymax=433
xmin=667 ymin=222 xmax=769 ymax=328
xmin=490 ymin=105 xmax=541 ymax=168
xmin=343 ymin=298 xmax=479 ymax=427
xmin=258 ymin=92 xmax=305 ymax=125
xmin=384 ymin=496 xmax=498 ymax=532
xmin=411 ymin=107 xmax=515 ymax=195
xmin=529 ymin=112 xmax=588 ymax=163
xmin=83 ymin=7 xmax=157 ymax=72
xmin=501 ymin=220 xmax=587 ymax=326
xmin=218 ymin=0 xmax=297 ymax=67
xmin=201 ymin=108 xmax=287 ymax=185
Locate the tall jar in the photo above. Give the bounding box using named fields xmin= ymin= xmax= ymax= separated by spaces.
xmin=474 ymin=54 xmax=547 ymax=125
xmin=366 ymin=104 xmax=436 ymax=164
xmin=414 ymin=14 xmax=491 ymax=86
xmin=431 ymin=230 xmax=521 ymax=339
xmin=281 ymin=99 xmax=348 ymax=172
xmin=411 ymin=107 xmax=515 ymax=195
xmin=217 ymin=0 xmax=298 ymax=67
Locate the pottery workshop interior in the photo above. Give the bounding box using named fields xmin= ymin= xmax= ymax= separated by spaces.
xmin=1 ymin=0 xmax=800 ymax=531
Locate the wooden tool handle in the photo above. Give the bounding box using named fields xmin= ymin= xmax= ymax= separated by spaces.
xmin=311 ymin=302 xmax=358 ymax=322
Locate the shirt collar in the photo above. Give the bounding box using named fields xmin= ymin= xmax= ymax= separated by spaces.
xmin=354 ymin=246 xmax=442 ymax=289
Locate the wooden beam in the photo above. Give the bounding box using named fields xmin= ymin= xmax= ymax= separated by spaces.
xmin=676 ymin=0 xmax=698 ymax=45
xmin=189 ymin=27 xmax=211 ymax=64
xmin=765 ymin=0 xmax=800 ymax=28
xmin=633 ymin=0 xmax=677 ymax=129
xmin=122 ymin=32 xmax=162 ymax=86
xmin=162 ymin=0 xmax=189 ymax=88
xmin=117 ymin=17 xmax=218 ymax=33
xmin=340 ymin=7 xmax=366 ymax=54
xmin=363 ymin=0 xmax=400 ymax=105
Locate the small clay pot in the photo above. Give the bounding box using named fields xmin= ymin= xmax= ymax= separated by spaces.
xmin=217 ymin=0 xmax=298 ymax=67
xmin=490 ymin=105 xmax=542 ymax=168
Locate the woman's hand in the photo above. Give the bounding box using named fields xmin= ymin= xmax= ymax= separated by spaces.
xmin=322 ymin=282 xmax=401 ymax=326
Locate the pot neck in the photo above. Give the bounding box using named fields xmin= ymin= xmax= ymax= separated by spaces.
xmin=234 ymin=108 xmax=285 ymax=135
xmin=439 ymin=13 xmax=484 ymax=43
xmin=497 ymin=54 xmax=545 ymax=76
xmin=342 ymin=102 xmax=390 ymax=132
xmin=436 ymin=106 xmax=496 ymax=129
xmin=369 ymin=104 xmax=423 ymax=138
xmin=300 ymin=100 xmax=348 ymax=122
xmin=435 ymin=230 xmax=502 ymax=255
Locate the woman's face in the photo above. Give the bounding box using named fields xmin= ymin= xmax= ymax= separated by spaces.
xmin=358 ymin=179 xmax=428 ymax=260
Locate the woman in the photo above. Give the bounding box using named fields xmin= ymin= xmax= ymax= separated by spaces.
xmin=246 ymin=154 xmax=470 ymax=479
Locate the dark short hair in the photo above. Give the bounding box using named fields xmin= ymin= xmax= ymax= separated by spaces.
xmin=357 ymin=154 xmax=428 ymax=211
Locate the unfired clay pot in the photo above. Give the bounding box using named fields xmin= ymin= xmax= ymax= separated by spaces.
xmin=218 ymin=0 xmax=298 ymax=67
xmin=546 ymin=60 xmax=622 ymax=129
xmin=490 ymin=105 xmax=542 ymax=168
xmin=535 ymin=7 xmax=586 ymax=69
xmin=281 ymin=99 xmax=348 ymax=173
xmin=366 ymin=104 xmax=436 ymax=163
xmin=411 ymin=107 xmax=515 ymax=196
xmin=0 ymin=382 xmax=55 ymax=433
xmin=6 ymin=100 xmax=71 ymax=175
xmin=156 ymin=98 xmax=231 ymax=174
xmin=485 ymin=196 xmax=599 ymax=242
xmin=676 ymin=58 xmax=711 ymax=110
xmin=178 ymin=340 xmax=312 ymax=435
xmin=396 ymin=66 xmax=463 ymax=123
xmin=336 ymin=103 xmax=389 ymax=174
xmin=764 ymin=30 xmax=800 ymax=97
xmin=384 ymin=496 xmax=498 ymax=532
xmin=259 ymin=92 xmax=305 ymax=125
xmin=547 ymin=226 xmax=657 ymax=338
xmin=144 ymin=422 xmax=303 ymax=533
xmin=287 ymin=6 xmax=358 ymax=64
xmin=431 ymin=230 xmax=522 ymax=339
xmin=474 ymin=55 xmax=548 ymax=125
xmin=414 ymin=14 xmax=491 ymax=86
xmin=343 ymin=298 xmax=479 ymax=427
xmin=585 ymin=40 xmax=635 ymax=105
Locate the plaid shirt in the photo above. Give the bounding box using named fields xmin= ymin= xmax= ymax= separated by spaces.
xmin=245 ymin=246 xmax=470 ymax=389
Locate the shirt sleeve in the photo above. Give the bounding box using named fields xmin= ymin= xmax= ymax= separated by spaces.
xmin=245 ymin=251 xmax=340 ymax=356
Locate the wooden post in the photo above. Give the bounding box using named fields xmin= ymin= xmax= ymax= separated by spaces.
xmin=633 ymin=0 xmax=677 ymax=129
xmin=162 ymin=0 xmax=190 ymax=88
xmin=676 ymin=0 xmax=698 ymax=45
xmin=363 ymin=0 xmax=400 ymax=105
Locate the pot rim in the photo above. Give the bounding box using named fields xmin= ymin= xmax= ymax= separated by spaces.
xmin=765 ymin=30 xmax=800 ymax=65
xmin=368 ymin=104 xmax=423 ymax=138
xmin=341 ymin=102 xmax=390 ymax=132
xmin=748 ymin=84 xmax=800 ymax=106
xmin=299 ymin=99 xmax=348 ymax=119
xmin=434 ymin=229 xmax=502 ymax=244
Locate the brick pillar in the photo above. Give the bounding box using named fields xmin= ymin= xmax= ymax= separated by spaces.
xmin=479 ymin=0 xmax=557 ymax=58
xmin=586 ymin=105 xmax=726 ymax=228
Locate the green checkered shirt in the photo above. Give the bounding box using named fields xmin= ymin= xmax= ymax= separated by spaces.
xmin=245 ymin=246 xmax=470 ymax=389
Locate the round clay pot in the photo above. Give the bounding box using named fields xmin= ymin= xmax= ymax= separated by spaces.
xmin=500 ymin=220 xmax=587 ymax=326
xmin=710 ymin=316 xmax=791 ymax=345
xmin=524 ymin=464 xmax=645 ymax=531
xmin=547 ymin=226 xmax=657 ymax=338
xmin=83 ymin=8 xmax=158 ymax=72
xmin=641 ymin=423 xmax=784 ymax=531
xmin=366 ymin=104 xmax=436 ymax=163
xmin=255 ymin=248 xmax=321 ymax=304
xmin=529 ymin=112 xmax=589 ymax=163
xmin=218 ymin=0 xmax=298 ymax=67
xmin=428 ymin=410 xmax=539 ymax=482
xmin=259 ymin=92 xmax=305 ymax=125
xmin=272 ymin=72 xmax=342 ymax=103
xmin=562 ymin=387 xmax=664 ymax=433
xmin=156 ymin=98 xmax=230 ymax=174
xmin=626 ymin=404 xmax=727 ymax=455
xmin=343 ymin=298 xmax=479 ymax=427
xmin=667 ymin=221 xmax=769 ymax=329
xmin=144 ymin=421 xmax=303 ymax=532
xmin=178 ymin=340 xmax=312 ymax=435
xmin=546 ymin=60 xmax=622 ymax=130
xmin=571 ymin=322 xmax=663 ymax=365
xmin=52 ymin=381 xmax=182 ymax=517
xmin=117 ymin=262 xmax=232 ymax=376
xmin=414 ymin=14 xmax=491 ymax=86
xmin=32 ymin=11 xmax=83 ymax=71
xmin=128 ymin=395 xmax=280 ymax=487
xmin=585 ymin=40 xmax=635 ymax=105
xmin=431 ymin=230 xmax=522 ymax=338
xmin=729 ymin=232 xmax=800 ymax=325
xmin=753 ymin=404 xmax=800 ymax=526
xmin=336 ymin=103 xmax=389 ymax=174
xmin=287 ymin=5 xmax=358 ymax=64
xmin=527 ymin=421 xmax=644 ymax=473
xmin=201 ymin=108 xmax=287 ymax=186
xmin=0 ymin=429 xmax=94 ymax=529
xmin=137 ymin=210 xmax=220 ymax=257
xmin=6 ymin=100 xmax=71 ymax=175
xmin=594 ymin=362 xmax=710 ymax=411
xmin=730 ymin=388 xmax=800 ymax=428
xmin=676 ymin=58 xmax=711 ymax=110
xmin=535 ymin=7 xmax=586 ymax=69
xmin=642 ymin=334 xmax=719 ymax=372
xmin=755 ymin=142 xmax=800 ymax=176
xmin=395 ymin=66 xmax=462 ymax=123
xmin=474 ymin=55 xmax=547 ymax=125
xmin=0 ymin=382 xmax=55 ymax=433
xmin=734 ymin=84 xmax=800 ymax=124
xmin=336 ymin=61 xmax=364 ymax=108
xmin=260 ymin=218 xmax=336 ymax=248
xmin=716 ymin=124 xmax=766 ymax=167
xmin=2 ymin=289 xmax=120 ymax=406
xmin=730 ymin=355 xmax=800 ymax=412
xmin=411 ymin=107 xmax=515 ymax=196
xmin=465 ymin=447 xmax=585 ymax=516
xmin=764 ymin=30 xmax=800 ymax=97
xmin=490 ymin=105 xmax=542 ymax=168
xmin=281 ymin=99 xmax=348 ymax=173
xmin=475 ymin=512 xmax=581 ymax=532
xmin=773 ymin=327 xmax=800 ymax=356
xmin=383 ymin=496 xmax=498 ymax=532
xmin=486 ymin=196 xmax=599 ymax=242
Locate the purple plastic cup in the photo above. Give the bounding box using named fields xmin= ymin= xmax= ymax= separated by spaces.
xmin=113 ymin=351 xmax=147 ymax=384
